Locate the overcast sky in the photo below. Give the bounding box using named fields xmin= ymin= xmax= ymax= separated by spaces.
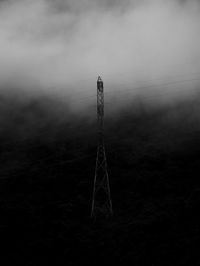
xmin=0 ymin=0 xmax=199 ymax=109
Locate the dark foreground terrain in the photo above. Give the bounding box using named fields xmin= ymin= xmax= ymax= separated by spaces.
xmin=0 ymin=94 xmax=200 ymax=265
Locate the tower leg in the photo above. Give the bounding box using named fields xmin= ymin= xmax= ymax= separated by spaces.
xmin=91 ymin=145 xmax=113 ymax=218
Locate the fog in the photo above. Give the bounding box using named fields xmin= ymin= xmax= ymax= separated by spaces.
xmin=0 ymin=0 xmax=199 ymax=110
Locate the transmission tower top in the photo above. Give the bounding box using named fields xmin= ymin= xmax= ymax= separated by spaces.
xmin=97 ymin=76 xmax=102 ymax=82
xmin=97 ymin=76 xmax=103 ymax=93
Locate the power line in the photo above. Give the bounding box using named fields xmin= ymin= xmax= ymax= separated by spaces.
xmin=69 ymin=75 xmax=200 ymax=105
xmin=64 ymin=68 xmax=200 ymax=98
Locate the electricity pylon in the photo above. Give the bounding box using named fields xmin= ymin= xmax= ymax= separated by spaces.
xmin=91 ymin=76 xmax=113 ymax=218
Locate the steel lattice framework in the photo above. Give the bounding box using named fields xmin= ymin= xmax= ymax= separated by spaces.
xmin=91 ymin=76 xmax=113 ymax=218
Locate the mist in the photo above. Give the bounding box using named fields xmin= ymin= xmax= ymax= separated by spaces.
xmin=2 ymin=2 xmax=200 ymax=265
xmin=0 ymin=0 xmax=199 ymax=111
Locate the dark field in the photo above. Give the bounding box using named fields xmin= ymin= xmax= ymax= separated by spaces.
xmin=0 ymin=94 xmax=200 ymax=266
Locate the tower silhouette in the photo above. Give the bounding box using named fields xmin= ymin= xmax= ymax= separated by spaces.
xmin=91 ymin=76 xmax=113 ymax=218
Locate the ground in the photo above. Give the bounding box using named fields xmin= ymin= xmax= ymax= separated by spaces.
xmin=0 ymin=95 xmax=200 ymax=265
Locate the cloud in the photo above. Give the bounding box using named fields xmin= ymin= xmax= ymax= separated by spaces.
xmin=0 ymin=0 xmax=199 ymax=111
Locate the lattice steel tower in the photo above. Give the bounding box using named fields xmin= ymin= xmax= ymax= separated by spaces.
xmin=91 ymin=76 xmax=113 ymax=218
